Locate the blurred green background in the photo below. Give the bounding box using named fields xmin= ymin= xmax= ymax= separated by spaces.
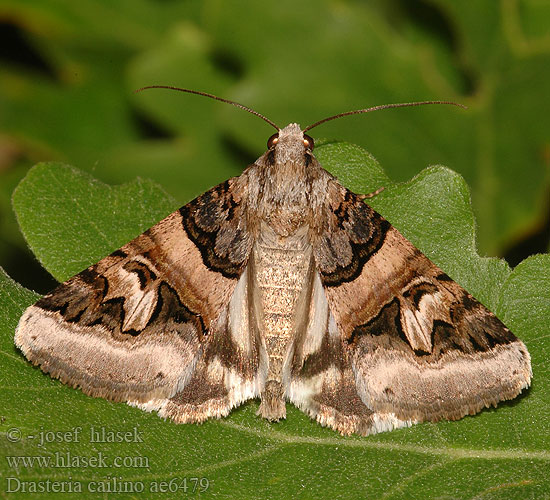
xmin=1 ymin=0 xmax=549 ymax=293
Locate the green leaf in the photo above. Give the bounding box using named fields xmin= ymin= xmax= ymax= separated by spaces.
xmin=12 ymin=163 xmax=178 ymax=282
xmin=2 ymin=143 xmax=549 ymax=499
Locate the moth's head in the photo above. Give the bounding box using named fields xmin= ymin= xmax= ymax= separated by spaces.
xmin=266 ymin=123 xmax=315 ymax=166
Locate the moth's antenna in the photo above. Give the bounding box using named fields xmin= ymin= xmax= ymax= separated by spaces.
xmin=135 ymin=85 xmax=280 ymax=131
xmin=303 ymin=101 xmax=466 ymax=133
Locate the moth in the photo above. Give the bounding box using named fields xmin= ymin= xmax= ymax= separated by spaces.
xmin=15 ymin=87 xmax=531 ymax=436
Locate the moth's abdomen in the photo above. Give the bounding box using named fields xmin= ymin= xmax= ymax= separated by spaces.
xmin=253 ymin=224 xmax=313 ymax=420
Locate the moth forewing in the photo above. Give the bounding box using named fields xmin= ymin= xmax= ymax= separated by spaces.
xmin=15 ymin=113 xmax=531 ymax=436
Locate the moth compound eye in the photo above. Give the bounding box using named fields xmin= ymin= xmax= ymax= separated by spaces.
xmin=303 ymin=134 xmax=314 ymax=150
xmin=267 ymin=133 xmax=279 ymax=149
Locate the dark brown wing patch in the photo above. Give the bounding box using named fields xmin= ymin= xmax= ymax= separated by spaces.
xmin=36 ymin=265 xmax=205 ymax=339
xmin=180 ymin=179 xmax=252 ymax=278
xmin=348 ymin=288 xmax=517 ymax=359
xmin=313 ymin=188 xmax=390 ymax=287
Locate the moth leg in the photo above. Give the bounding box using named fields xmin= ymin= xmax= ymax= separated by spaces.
xmin=357 ymin=186 xmax=385 ymax=200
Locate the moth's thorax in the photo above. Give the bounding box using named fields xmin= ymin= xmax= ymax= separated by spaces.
xmin=245 ymin=123 xmax=329 ymax=237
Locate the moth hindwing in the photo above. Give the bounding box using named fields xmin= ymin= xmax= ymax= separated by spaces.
xmin=15 ymin=121 xmax=531 ymax=436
